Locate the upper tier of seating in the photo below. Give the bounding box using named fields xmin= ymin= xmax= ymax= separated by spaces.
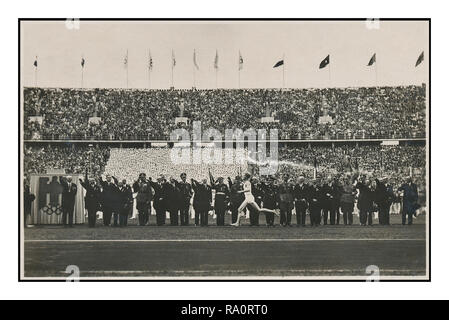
xmin=24 ymin=85 xmax=426 ymax=141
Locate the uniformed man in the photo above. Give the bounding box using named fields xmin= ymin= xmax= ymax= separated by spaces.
xmin=228 ymin=175 xmax=245 ymax=224
xmin=177 ymin=173 xmax=193 ymax=226
xmin=212 ymin=177 xmax=230 ymax=226
xmin=278 ymin=175 xmax=294 ymax=227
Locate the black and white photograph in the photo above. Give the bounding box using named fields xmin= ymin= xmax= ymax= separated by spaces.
xmin=19 ymin=18 xmax=429 ymax=281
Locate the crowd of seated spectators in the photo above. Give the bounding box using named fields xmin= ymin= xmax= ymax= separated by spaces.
xmin=24 ymin=145 xmax=110 ymax=176
xmin=276 ymin=144 xmax=426 ymax=198
xmin=23 ymin=85 xmax=426 ymax=141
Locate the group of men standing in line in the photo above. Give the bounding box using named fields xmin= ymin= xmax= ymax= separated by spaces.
xmin=23 ymin=167 xmax=420 ymax=228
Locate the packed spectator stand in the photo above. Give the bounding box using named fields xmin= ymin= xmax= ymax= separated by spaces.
xmin=23 ymin=85 xmax=426 ymax=141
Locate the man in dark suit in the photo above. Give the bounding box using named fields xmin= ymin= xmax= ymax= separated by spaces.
xmin=330 ymin=177 xmax=343 ymax=225
xmin=374 ymin=177 xmax=391 ymax=225
xmin=248 ymin=177 xmax=263 ymax=226
xmin=99 ymin=174 xmax=118 ymax=226
xmin=166 ymin=177 xmax=181 ymax=226
xmin=133 ymin=173 xmax=153 ymax=226
xmin=309 ymin=179 xmax=322 ymax=227
xmin=23 ymin=178 xmax=35 ymax=228
xmin=321 ymin=177 xmax=333 ymax=225
xmin=192 ymin=178 xmax=212 ymax=226
xmin=294 ymin=176 xmax=309 ymax=227
xmin=117 ymin=180 xmax=133 ymax=227
xmin=229 ymin=176 xmax=244 ymax=224
xmin=60 ymin=175 xmax=77 ymax=227
xmin=149 ymin=175 xmax=169 ymax=226
xmin=398 ymin=177 xmax=419 ymax=225
xmin=79 ymin=169 xmax=101 ymax=228
xmin=356 ymin=175 xmax=374 ymax=226
xmin=177 ymin=173 xmax=193 ymax=226
xmin=261 ymin=176 xmax=278 ymax=227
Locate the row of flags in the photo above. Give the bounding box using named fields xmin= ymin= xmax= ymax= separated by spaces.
xmin=272 ymin=51 xmax=424 ymax=70
xmin=33 ymin=50 xmax=425 ymax=70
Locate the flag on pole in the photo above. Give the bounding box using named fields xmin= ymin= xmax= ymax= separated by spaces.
xmin=124 ymin=51 xmax=128 ymax=68
xmin=367 ymin=53 xmax=376 ymax=66
xmin=319 ymin=55 xmax=330 ymax=69
xmin=81 ymin=57 xmax=85 ymax=68
xmin=214 ymin=50 xmax=219 ymax=69
xmin=273 ymin=59 xmax=284 ymax=68
xmin=149 ymin=50 xmax=153 ymax=71
xmin=415 ymin=51 xmax=424 ymax=67
xmin=172 ymin=50 xmax=176 ymax=67
xmin=33 ymin=58 xmax=37 ymax=67
xmin=193 ymin=49 xmax=199 ymax=70
xmin=239 ymin=51 xmax=243 ymax=70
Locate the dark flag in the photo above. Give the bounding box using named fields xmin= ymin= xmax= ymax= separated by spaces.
xmin=239 ymin=51 xmax=243 ymax=70
xmin=319 ymin=55 xmax=330 ymax=69
xmin=33 ymin=59 xmax=37 ymax=67
xmin=273 ymin=60 xmax=284 ymax=68
xmin=415 ymin=51 xmax=424 ymax=67
xmin=81 ymin=58 xmax=85 ymax=68
xmin=367 ymin=53 xmax=376 ymax=66
xmin=209 ymin=168 xmax=215 ymax=185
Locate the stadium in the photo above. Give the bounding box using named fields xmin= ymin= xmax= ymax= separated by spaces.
xmin=20 ymin=20 xmax=429 ymax=280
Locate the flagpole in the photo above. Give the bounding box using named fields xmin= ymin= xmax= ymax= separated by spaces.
xmin=282 ymin=53 xmax=285 ymax=89
xmin=192 ymin=50 xmax=195 ymax=88
xmin=81 ymin=54 xmax=84 ymax=89
xmin=375 ymin=56 xmax=378 ymax=87
xmin=328 ymin=55 xmax=331 ymax=87
xmin=148 ymin=50 xmax=151 ymax=90
xmin=238 ymin=54 xmax=241 ymax=89
xmin=171 ymin=50 xmax=174 ymax=89
xmin=126 ymin=49 xmax=129 ymax=89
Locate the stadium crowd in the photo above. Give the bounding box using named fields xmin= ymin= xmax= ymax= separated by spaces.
xmin=24 ymin=145 xmax=110 ymax=176
xmin=23 ymin=85 xmax=426 ymax=140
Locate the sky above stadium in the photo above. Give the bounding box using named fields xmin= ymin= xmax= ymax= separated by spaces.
xmin=20 ymin=20 xmax=429 ymax=89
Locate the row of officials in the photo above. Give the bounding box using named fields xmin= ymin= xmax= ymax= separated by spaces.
xmin=23 ymin=169 xmax=420 ymax=228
